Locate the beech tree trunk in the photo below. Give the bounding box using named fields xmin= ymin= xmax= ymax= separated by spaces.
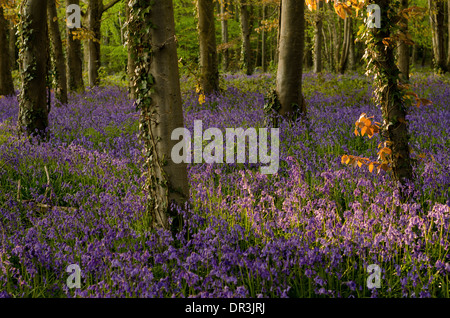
xmin=348 ymin=18 xmax=356 ymax=71
xmin=240 ymin=0 xmax=253 ymax=75
xmin=47 ymin=0 xmax=68 ymax=104
xmin=198 ymin=0 xmax=219 ymax=94
xmin=313 ymin=0 xmax=323 ymax=73
xmin=276 ymin=0 xmax=305 ymax=117
xmin=0 ymin=6 xmax=14 ymax=96
xmin=339 ymin=17 xmax=351 ymax=74
xmin=129 ymin=0 xmax=189 ymax=233
xmin=66 ymin=0 xmax=84 ymax=92
xmin=18 ymin=0 xmax=49 ymax=137
xmin=87 ymin=0 xmax=103 ymax=87
xmin=371 ymin=0 xmax=412 ymax=188
xmin=428 ymin=0 xmax=447 ymax=73
xmin=397 ymin=0 xmax=410 ymax=82
xmin=220 ymin=0 xmax=229 ymax=72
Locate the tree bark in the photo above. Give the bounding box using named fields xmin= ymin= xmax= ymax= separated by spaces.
xmin=371 ymin=0 xmax=412 ymax=187
xmin=313 ymin=0 xmax=323 ymax=73
xmin=262 ymin=4 xmax=266 ymax=72
xmin=240 ymin=0 xmax=253 ymax=75
xmin=428 ymin=0 xmax=447 ymax=73
xmin=276 ymin=0 xmax=305 ymax=117
xmin=126 ymin=4 xmax=135 ymax=100
xmin=339 ymin=17 xmax=351 ymax=74
xmin=87 ymin=0 xmax=102 ymax=87
xmin=9 ymin=24 xmax=16 ymax=71
xmin=304 ymin=32 xmax=313 ymax=69
xmin=47 ymin=0 xmax=68 ymax=104
xmin=129 ymin=0 xmax=189 ymax=233
xmin=448 ymin=0 xmax=450 ymax=69
xmin=397 ymin=0 xmax=410 ymax=82
xmin=348 ymin=18 xmax=356 ymax=71
xmin=220 ymin=0 xmax=229 ymax=72
xmin=18 ymin=0 xmax=49 ymax=137
xmin=0 ymin=6 xmax=14 ymax=96
xmin=66 ymin=0 xmax=84 ymax=92
xmin=198 ymin=0 xmax=219 ymax=94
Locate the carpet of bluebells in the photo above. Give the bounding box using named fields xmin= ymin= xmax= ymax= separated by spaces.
xmin=0 ymin=72 xmax=449 ymax=298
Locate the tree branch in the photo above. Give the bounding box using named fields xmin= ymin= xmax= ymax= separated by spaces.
xmin=102 ymin=0 xmax=121 ymax=13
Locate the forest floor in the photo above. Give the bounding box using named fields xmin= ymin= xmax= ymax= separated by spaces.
xmin=0 ymin=71 xmax=449 ymax=297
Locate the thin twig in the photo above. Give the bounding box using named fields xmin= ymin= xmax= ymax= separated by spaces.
xmin=17 ymin=179 xmax=21 ymax=202
xmin=42 ymin=165 xmax=50 ymax=203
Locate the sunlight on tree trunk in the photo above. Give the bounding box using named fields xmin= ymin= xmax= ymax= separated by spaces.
xmin=370 ymin=0 xmax=413 ymax=188
xmin=275 ymin=0 xmax=306 ymax=118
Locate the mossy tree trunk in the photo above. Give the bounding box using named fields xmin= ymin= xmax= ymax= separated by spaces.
xmin=18 ymin=0 xmax=49 ymax=137
xmin=128 ymin=0 xmax=189 ymax=233
xmin=369 ymin=0 xmax=413 ymax=187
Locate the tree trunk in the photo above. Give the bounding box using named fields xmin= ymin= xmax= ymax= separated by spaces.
xmin=0 ymin=6 xmax=14 ymax=96
xmin=313 ymin=0 xmax=323 ymax=73
xmin=220 ymin=0 xmax=229 ymax=72
xmin=240 ymin=0 xmax=253 ymax=75
xmin=348 ymin=18 xmax=356 ymax=71
xmin=448 ymin=0 xmax=450 ymax=69
xmin=47 ymin=0 xmax=68 ymax=104
xmin=87 ymin=0 xmax=103 ymax=87
xmin=428 ymin=0 xmax=447 ymax=73
xmin=397 ymin=0 xmax=410 ymax=82
xmin=198 ymin=0 xmax=219 ymax=94
xmin=321 ymin=28 xmax=330 ymax=70
xmin=276 ymin=0 xmax=305 ymax=117
xmin=338 ymin=17 xmax=351 ymax=74
xmin=128 ymin=0 xmax=189 ymax=233
xmin=304 ymin=32 xmax=313 ymax=69
xmin=262 ymin=4 xmax=266 ymax=72
xmin=126 ymin=4 xmax=135 ymax=100
xmin=66 ymin=0 xmax=84 ymax=92
xmin=371 ymin=0 xmax=412 ymax=188
xmin=18 ymin=0 xmax=49 ymax=137
xmin=9 ymin=24 xmax=16 ymax=71
xmin=326 ymin=22 xmax=335 ymax=71
xmin=411 ymin=43 xmax=418 ymax=67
